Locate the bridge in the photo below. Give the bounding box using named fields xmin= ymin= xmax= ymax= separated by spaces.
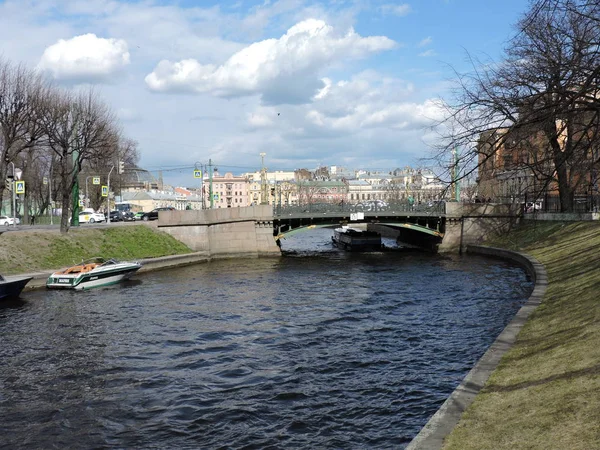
xmin=156 ymin=202 xmax=520 ymax=258
xmin=273 ymin=202 xmax=446 ymax=251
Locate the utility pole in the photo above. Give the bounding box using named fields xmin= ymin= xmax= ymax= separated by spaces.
xmin=195 ymin=162 xmax=205 ymax=209
xmin=452 ymin=147 xmax=461 ymax=201
xmin=9 ymin=162 xmax=16 ymax=228
xmin=208 ymin=159 xmax=214 ymax=209
xmin=107 ymin=165 xmax=114 ymax=223
xmin=49 ymin=163 xmax=53 ymax=225
xmin=260 ymin=152 xmax=267 ymax=205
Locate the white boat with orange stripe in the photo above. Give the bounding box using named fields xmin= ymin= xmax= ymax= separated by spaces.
xmin=46 ymin=257 xmax=142 ymax=290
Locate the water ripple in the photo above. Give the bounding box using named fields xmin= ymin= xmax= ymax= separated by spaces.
xmin=0 ymin=230 xmax=531 ymax=449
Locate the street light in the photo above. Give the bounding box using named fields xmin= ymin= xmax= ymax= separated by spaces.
xmin=194 ymin=162 xmax=205 ymax=209
xmin=85 ymin=175 xmax=93 ymax=208
xmin=260 ymin=152 xmax=267 ymax=205
xmin=9 ymin=162 xmax=16 ymax=228
xmin=107 ymin=165 xmax=114 ymax=224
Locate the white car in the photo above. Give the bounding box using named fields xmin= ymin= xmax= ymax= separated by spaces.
xmin=78 ymin=211 xmax=106 ymax=224
xmin=0 ymin=215 xmax=20 ymax=226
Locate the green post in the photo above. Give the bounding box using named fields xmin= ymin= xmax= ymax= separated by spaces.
xmin=452 ymin=147 xmax=460 ymax=202
xmin=71 ymin=150 xmax=79 ymax=226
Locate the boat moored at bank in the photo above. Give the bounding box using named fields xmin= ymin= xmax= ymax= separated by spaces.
xmin=46 ymin=258 xmax=142 ymax=290
xmin=332 ymin=226 xmax=383 ymax=251
xmin=0 ymin=274 xmax=33 ymax=300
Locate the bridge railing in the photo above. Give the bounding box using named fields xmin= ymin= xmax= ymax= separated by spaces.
xmin=274 ymin=200 xmax=445 ymax=217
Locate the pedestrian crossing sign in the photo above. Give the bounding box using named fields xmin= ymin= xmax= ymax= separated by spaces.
xmin=15 ymin=181 xmax=25 ymax=194
xmin=101 ymin=185 xmax=108 ymax=197
xmin=93 ymin=177 xmax=101 ymax=185
xmin=194 ymin=170 xmax=202 ymax=179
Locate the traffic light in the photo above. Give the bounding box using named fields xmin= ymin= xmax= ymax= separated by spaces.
xmin=271 ymin=188 xmax=275 ymax=196
xmin=118 ymin=160 xmax=125 ymax=174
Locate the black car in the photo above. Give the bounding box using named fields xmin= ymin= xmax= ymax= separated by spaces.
xmin=141 ymin=207 xmax=175 ymax=221
xmin=121 ymin=211 xmax=136 ymax=221
xmin=109 ymin=210 xmax=124 ymax=221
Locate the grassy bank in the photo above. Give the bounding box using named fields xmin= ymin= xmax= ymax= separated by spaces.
xmin=0 ymin=225 xmax=192 ymax=275
xmin=443 ymin=221 xmax=600 ymax=449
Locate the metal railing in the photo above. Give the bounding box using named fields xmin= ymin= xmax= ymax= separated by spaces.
xmin=274 ymin=200 xmax=446 ymax=217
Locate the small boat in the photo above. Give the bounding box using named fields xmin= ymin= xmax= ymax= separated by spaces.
xmin=46 ymin=257 xmax=142 ymax=290
xmin=0 ymin=274 xmax=33 ymax=300
xmin=332 ymin=226 xmax=383 ymax=251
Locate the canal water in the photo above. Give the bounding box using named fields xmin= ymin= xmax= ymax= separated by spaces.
xmin=0 ymin=229 xmax=532 ymax=449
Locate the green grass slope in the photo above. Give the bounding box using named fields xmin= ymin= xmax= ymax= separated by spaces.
xmin=0 ymin=225 xmax=192 ymax=274
xmin=444 ymin=221 xmax=600 ymax=450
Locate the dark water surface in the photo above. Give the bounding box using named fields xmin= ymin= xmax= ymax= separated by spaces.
xmin=0 ymin=230 xmax=532 ymax=449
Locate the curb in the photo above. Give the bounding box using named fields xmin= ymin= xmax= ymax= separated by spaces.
xmin=406 ymin=245 xmax=548 ymax=449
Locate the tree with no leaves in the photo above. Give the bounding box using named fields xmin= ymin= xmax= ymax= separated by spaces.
xmin=435 ymin=0 xmax=600 ymax=212
xmin=38 ymin=88 xmax=119 ymax=232
xmin=0 ymin=59 xmax=49 ymax=214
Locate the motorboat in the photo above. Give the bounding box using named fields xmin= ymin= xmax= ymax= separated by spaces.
xmin=332 ymin=226 xmax=382 ymax=251
xmin=0 ymin=274 xmax=33 ymax=300
xmin=46 ymin=257 xmax=142 ymax=290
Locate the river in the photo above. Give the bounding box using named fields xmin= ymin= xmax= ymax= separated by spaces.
xmin=0 ymin=229 xmax=532 ymax=449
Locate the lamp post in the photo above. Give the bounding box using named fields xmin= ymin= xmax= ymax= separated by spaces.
xmin=260 ymin=152 xmax=267 ymax=205
xmin=49 ymin=165 xmax=53 ymax=225
xmin=107 ymin=165 xmax=114 ymax=224
xmin=208 ymin=159 xmax=214 ymax=209
xmin=9 ymin=162 xmax=16 ymax=228
xmin=194 ymin=162 xmax=205 ymax=209
xmin=85 ymin=175 xmax=92 ymax=208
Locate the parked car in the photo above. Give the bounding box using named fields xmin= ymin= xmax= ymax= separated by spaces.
xmin=134 ymin=211 xmax=145 ymax=220
xmin=0 ymin=215 xmax=20 ymax=226
xmin=109 ymin=210 xmax=124 ymax=222
xmin=525 ymin=201 xmax=543 ymax=213
xmin=122 ymin=211 xmax=136 ymax=221
xmin=78 ymin=210 xmax=106 ymax=223
xmin=140 ymin=207 xmax=175 ymax=221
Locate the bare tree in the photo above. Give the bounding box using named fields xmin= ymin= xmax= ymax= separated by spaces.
xmin=435 ymin=0 xmax=600 ymax=211
xmin=38 ymin=88 xmax=118 ymax=232
xmin=0 ymin=59 xmax=48 ymax=214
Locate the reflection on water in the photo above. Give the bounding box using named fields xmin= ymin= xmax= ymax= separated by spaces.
xmin=0 ymin=228 xmax=532 ymax=449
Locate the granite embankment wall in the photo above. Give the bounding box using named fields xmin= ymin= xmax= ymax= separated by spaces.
xmin=406 ymin=245 xmax=548 ymax=449
xmin=157 ymin=205 xmax=281 ymax=259
xmin=439 ymin=203 xmax=521 ymax=252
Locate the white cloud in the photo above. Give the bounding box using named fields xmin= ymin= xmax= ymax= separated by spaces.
xmin=246 ymin=111 xmax=275 ymax=129
xmin=38 ymin=33 xmax=130 ymax=82
xmin=287 ymin=73 xmax=439 ymax=135
xmin=380 ymin=3 xmax=412 ymax=17
xmin=418 ymin=49 xmax=437 ymax=57
xmin=145 ymin=18 xmax=396 ymax=104
xmin=418 ymin=36 xmax=433 ymax=47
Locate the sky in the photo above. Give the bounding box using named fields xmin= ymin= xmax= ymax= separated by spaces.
xmin=0 ymin=0 xmax=529 ymax=187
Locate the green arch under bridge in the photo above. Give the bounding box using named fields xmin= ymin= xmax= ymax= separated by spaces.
xmin=275 ymin=222 xmax=443 ymax=240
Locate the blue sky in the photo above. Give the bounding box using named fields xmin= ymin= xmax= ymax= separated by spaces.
xmin=0 ymin=0 xmax=528 ymax=186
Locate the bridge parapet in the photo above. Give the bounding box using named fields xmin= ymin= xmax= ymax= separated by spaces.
xmin=274 ymin=201 xmax=444 ymax=219
xmin=160 ymin=205 xmax=275 ymax=226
